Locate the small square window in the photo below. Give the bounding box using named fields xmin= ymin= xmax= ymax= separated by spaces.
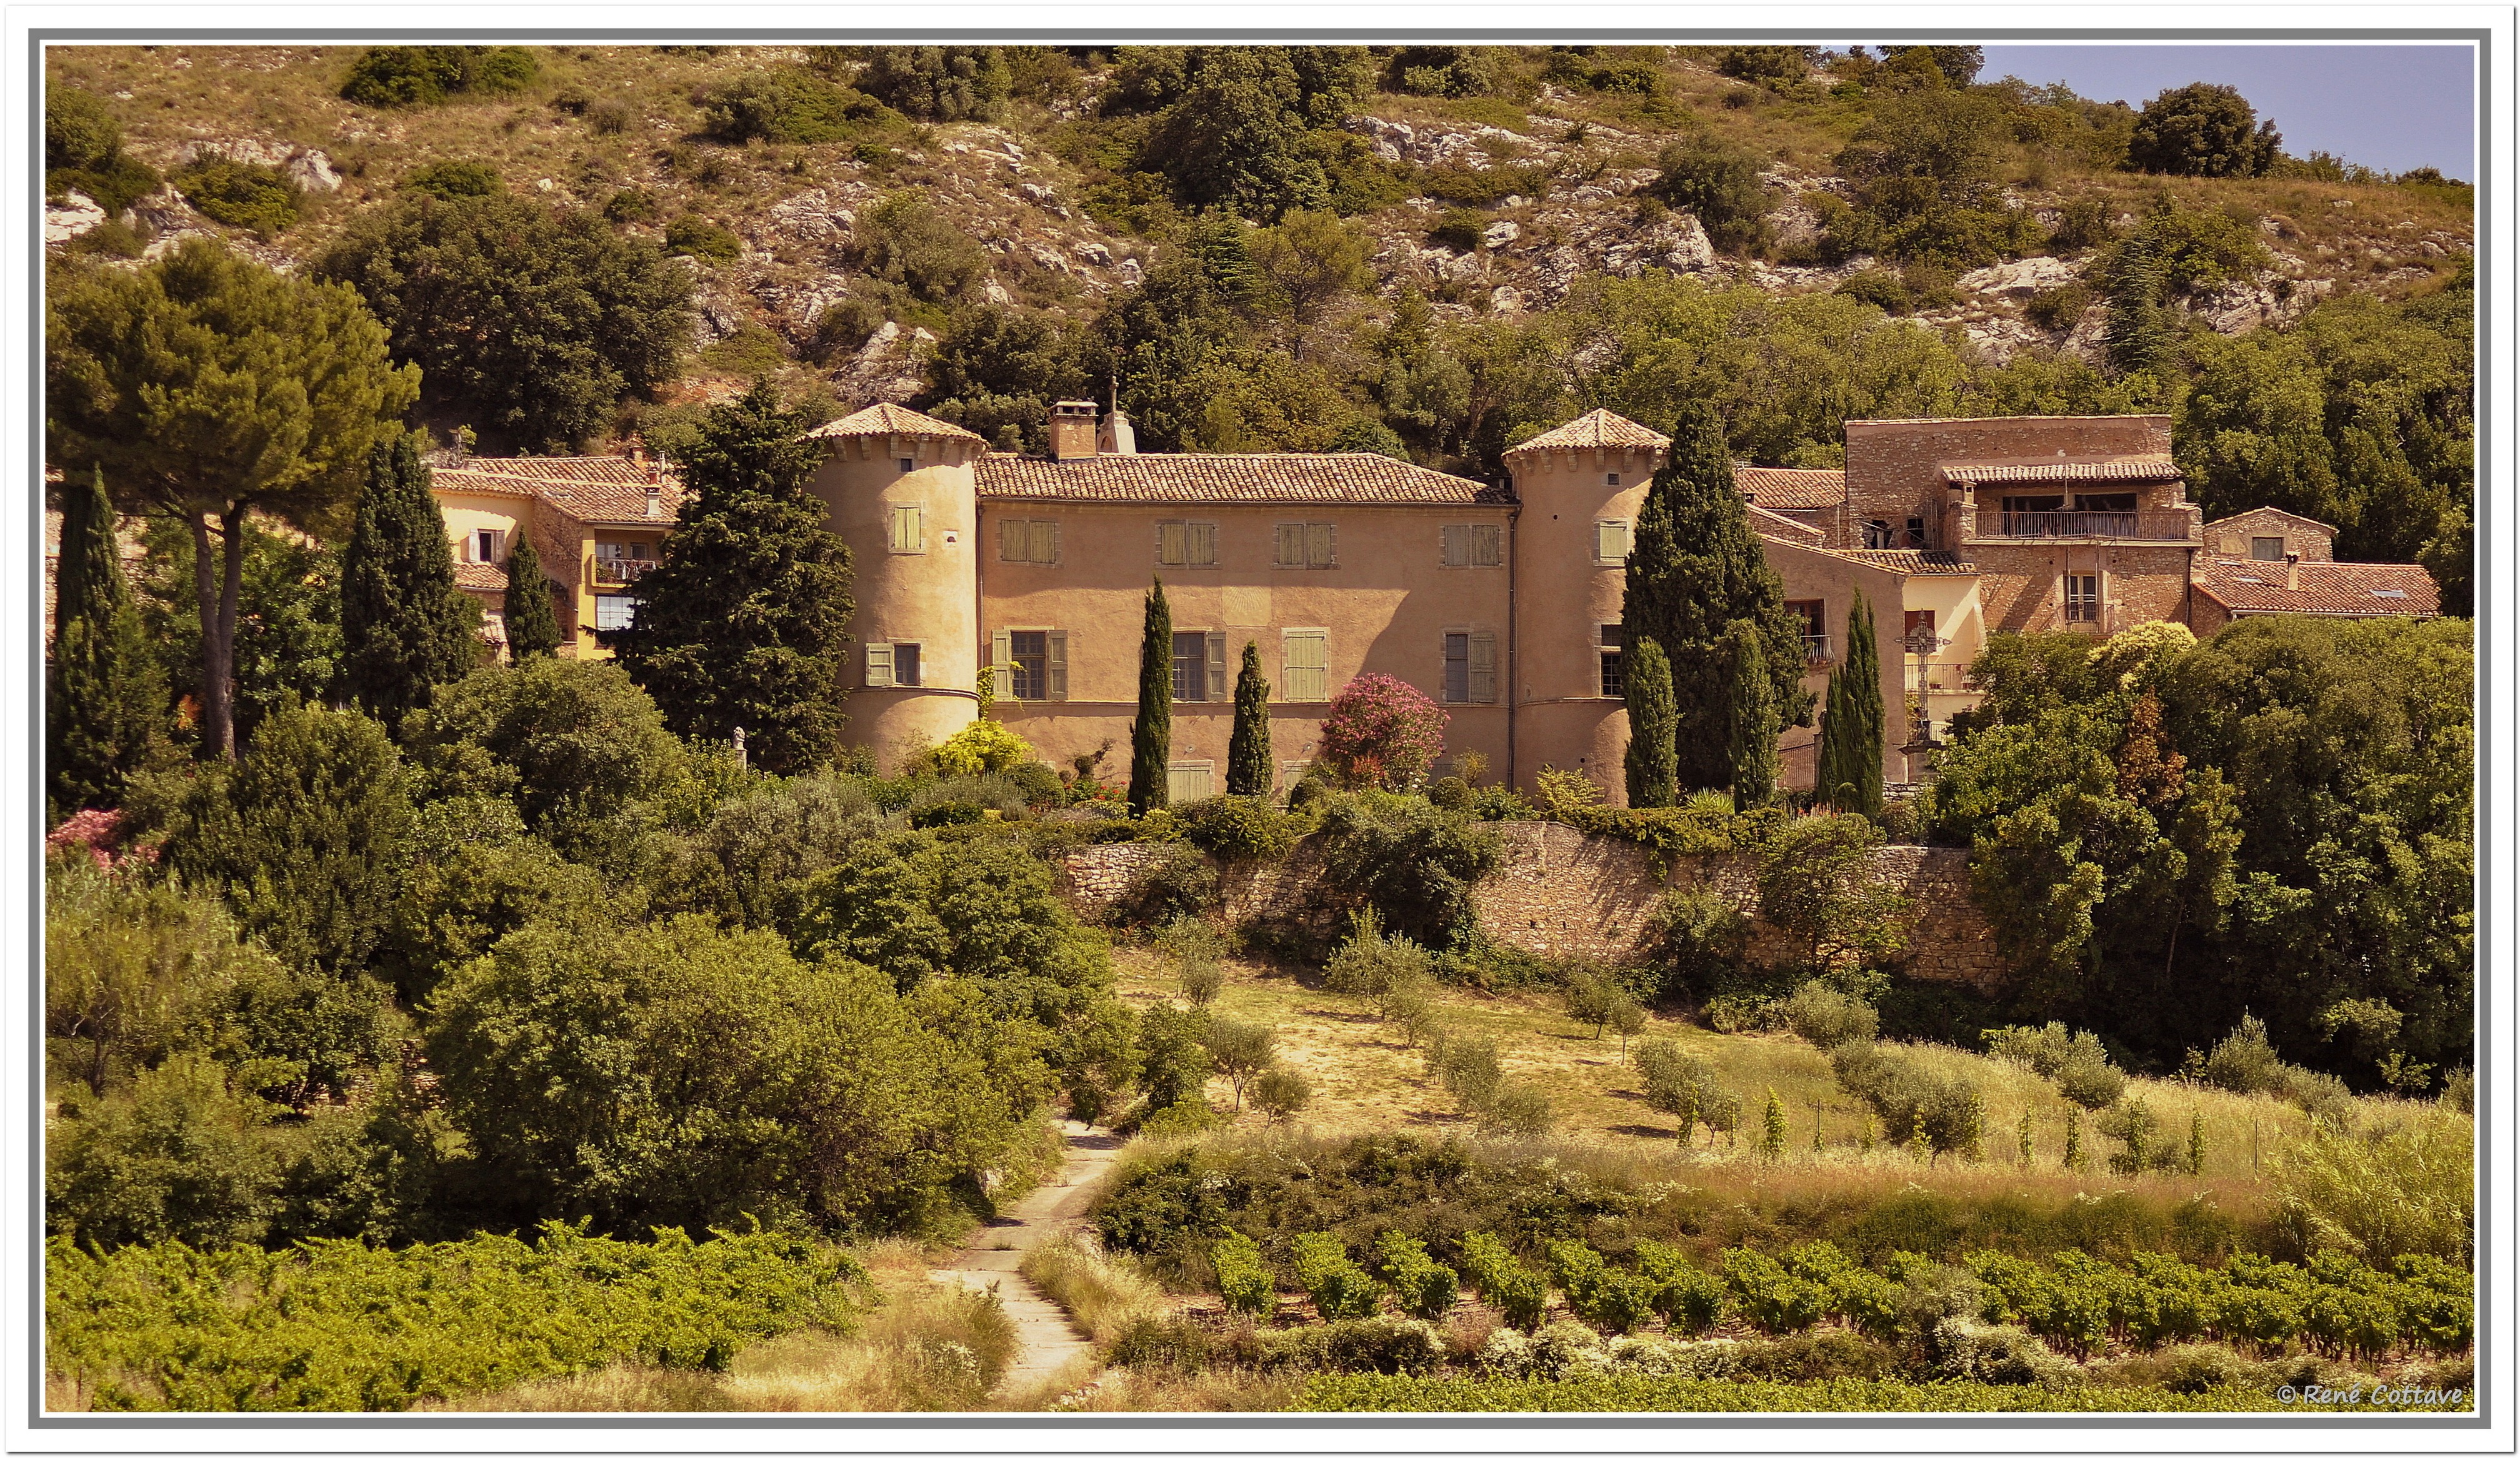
xmin=1607 ymin=473 xmax=1621 ymax=487
xmin=594 ymin=594 xmax=639 ymax=631
xmin=897 ymin=458 xmax=915 ymax=474
xmin=894 ymin=642 xmax=922 ymax=686
xmin=2250 ymin=536 xmax=2286 ymax=561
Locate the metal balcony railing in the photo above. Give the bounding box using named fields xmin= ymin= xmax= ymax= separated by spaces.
xmin=1992 ymin=510 xmax=2194 ymax=541
xmin=1802 ymin=634 xmax=1832 ymax=665
xmin=592 ymin=556 xmax=655 ymax=585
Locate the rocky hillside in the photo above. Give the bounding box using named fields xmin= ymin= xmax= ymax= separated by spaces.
xmin=46 ymin=44 xmax=2473 ymax=426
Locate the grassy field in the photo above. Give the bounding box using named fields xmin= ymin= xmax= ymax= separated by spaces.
xmin=1116 ymin=944 xmax=2423 ymax=1199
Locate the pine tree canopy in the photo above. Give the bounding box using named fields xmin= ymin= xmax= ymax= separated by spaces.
xmin=614 ymin=379 xmax=854 ymax=776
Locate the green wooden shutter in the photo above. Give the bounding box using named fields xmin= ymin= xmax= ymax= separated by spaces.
xmin=1441 ymin=524 xmax=1468 ymax=566
xmin=991 ymin=628 xmax=1014 ymax=699
xmin=1206 ymin=631 xmax=1227 ymax=700
xmin=999 ymin=519 xmax=1025 ymax=561
xmin=1189 ymin=521 xmax=1216 ymax=566
xmin=867 ymin=642 xmax=894 ymax=688
xmin=1308 ymin=523 xmax=1334 ymax=568
xmin=1283 ymin=630 xmax=1328 ymax=701
xmin=1474 ymin=524 xmax=1502 ymax=566
xmin=1276 ymin=523 xmax=1303 ymax=567
xmin=1469 ymin=630 xmax=1497 ymax=703
xmin=1160 ymin=521 xmax=1186 ymax=566
xmin=1046 ymin=631 xmax=1068 ymax=701
xmin=1034 ymin=520 xmax=1058 ymax=565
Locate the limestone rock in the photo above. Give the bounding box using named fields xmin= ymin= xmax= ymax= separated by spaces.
xmin=44 ymin=190 xmax=105 ymax=244
xmin=1955 ymin=256 xmax=2078 ymax=298
xmin=1481 ymin=220 xmax=1520 ymax=249
xmin=283 ymin=149 xmax=341 ymax=193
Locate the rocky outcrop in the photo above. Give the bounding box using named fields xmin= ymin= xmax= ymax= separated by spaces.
xmin=44 ymin=191 xmax=105 ymax=244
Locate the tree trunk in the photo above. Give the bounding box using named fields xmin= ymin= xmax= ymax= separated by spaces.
xmin=191 ymin=511 xmax=234 ymax=759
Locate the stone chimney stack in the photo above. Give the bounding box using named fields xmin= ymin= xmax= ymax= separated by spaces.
xmin=644 ymin=485 xmax=662 ymax=519
xmin=2285 ymin=551 xmax=2301 ymax=591
xmin=1049 ymin=400 xmax=1099 ymax=461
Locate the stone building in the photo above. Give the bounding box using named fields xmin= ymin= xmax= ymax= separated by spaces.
xmin=429 ymin=403 xmax=2440 ymax=804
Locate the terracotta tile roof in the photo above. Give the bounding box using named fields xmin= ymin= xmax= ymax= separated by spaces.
xmin=1749 ymin=504 xmax=1824 ymax=541
xmin=809 ymin=402 xmax=986 ymax=443
xmin=453 ymin=563 xmax=509 ymax=593
xmin=432 ymin=455 xmax=684 ymax=526
xmin=1734 ymin=463 xmax=1847 ymax=510
xmin=973 ymin=452 xmax=1510 ymax=506
xmin=1505 ymin=409 xmax=1672 ymax=455
xmin=1941 ymin=458 xmax=2182 ymax=486
xmin=2195 ymin=558 xmax=2439 ymax=618
xmin=1832 ymin=548 xmax=1979 ymax=575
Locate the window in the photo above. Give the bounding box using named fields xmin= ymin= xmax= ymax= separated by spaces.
xmin=1274 ymin=521 xmax=1336 ymax=568
xmin=1282 ymin=629 xmax=1329 ymax=701
xmin=2250 ymin=535 xmax=2286 ymax=561
xmin=897 ymin=458 xmax=915 ymax=474
xmin=2064 ymin=573 xmax=2100 ymax=623
xmin=889 ymin=503 xmax=924 ymax=554
xmin=1441 ymin=523 xmax=1502 ymax=568
xmin=1171 ymin=631 xmax=1226 ymax=701
xmin=2002 ymin=495 xmax=2065 ymax=515
xmin=1593 ymin=518 xmax=1631 ymax=563
xmin=1168 ymin=761 xmax=1216 ymax=803
xmin=1787 ymin=600 xmax=1828 ymax=663
xmin=594 ymin=593 xmax=639 ymax=631
xmin=1905 ymin=516 xmax=1927 ymax=548
xmin=867 ymin=642 xmax=923 ymax=688
xmin=1442 ymin=631 xmax=1499 ymax=704
xmin=594 ymin=541 xmax=654 ymax=562
xmin=999 ymin=518 xmax=1061 ymax=565
xmin=995 ymin=629 xmax=1066 ymax=701
xmin=471 ymin=528 xmax=502 ymax=563
xmin=2073 ymin=492 xmax=2137 ymax=513
xmin=1862 ymin=519 xmax=1896 ymax=549
xmin=1598 ymin=623 xmax=1624 ymax=698
xmin=1158 ymin=520 xmax=1219 ymax=568
xmin=1607 ymin=473 xmax=1621 ymax=488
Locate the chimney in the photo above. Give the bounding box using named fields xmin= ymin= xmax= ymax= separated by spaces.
xmin=644 ymin=485 xmax=662 ymax=520
xmin=2284 ymin=551 xmax=2300 ymax=591
xmin=1098 ymin=408 xmax=1136 ymax=456
xmin=1049 ymin=400 xmax=1098 ymax=461
xmin=628 ymin=435 xmax=646 ymax=466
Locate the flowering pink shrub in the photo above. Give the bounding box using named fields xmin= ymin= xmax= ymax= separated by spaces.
xmin=1318 ymin=673 xmax=1449 ymax=790
xmin=48 ymin=808 xmax=127 ymax=870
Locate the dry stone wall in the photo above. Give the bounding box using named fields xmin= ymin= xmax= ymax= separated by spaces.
xmin=1058 ymin=820 xmax=2016 ymax=993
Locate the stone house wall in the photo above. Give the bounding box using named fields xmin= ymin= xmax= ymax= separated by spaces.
xmin=1058 ymin=820 xmax=2015 ymax=993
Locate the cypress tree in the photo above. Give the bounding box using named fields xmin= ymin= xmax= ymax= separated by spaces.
xmin=1814 ymin=588 xmax=1884 ymax=817
xmin=1621 ymin=635 xmax=1678 ymax=808
xmin=1226 ymin=638 xmax=1272 ymax=797
xmin=338 ymin=432 xmax=481 ymax=732
xmin=1624 ymin=401 xmax=1813 ymax=792
xmin=48 ymin=466 xmax=162 ymax=818
xmin=500 ymin=534 xmax=562 ymax=660
xmin=1127 ymin=576 xmax=1173 ymax=815
xmin=614 ymin=380 xmax=854 ymax=775
xmin=1723 ymin=620 xmax=1779 ymax=809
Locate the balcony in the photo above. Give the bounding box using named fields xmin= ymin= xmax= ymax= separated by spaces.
xmin=1987 ymin=510 xmax=2196 ymax=542
xmin=592 ymin=556 xmax=655 ymax=586
xmin=1801 ymin=634 xmax=1832 ymax=665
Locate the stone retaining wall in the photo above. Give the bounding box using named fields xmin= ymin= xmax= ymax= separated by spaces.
xmin=1058 ymin=820 xmax=2014 ymax=993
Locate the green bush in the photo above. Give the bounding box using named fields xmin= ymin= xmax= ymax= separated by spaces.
xmin=1212 ymin=1231 xmax=1276 ymax=1315
xmin=2024 ymin=283 xmax=2093 ymax=331
xmin=1459 ymin=1230 xmax=1547 ymax=1331
xmin=1178 ymin=794 xmax=1299 ymax=862
xmin=340 ymin=46 xmax=538 ymax=108
xmin=401 ymin=160 xmax=504 ymax=199
xmin=1108 ymin=841 xmax=1218 ymax=927
xmin=1291 ymin=1232 xmax=1383 ymax=1320
xmin=1314 ymin=792 xmax=1499 ymax=950
xmin=173 ymin=156 xmax=302 ymax=233
xmin=1830 ymin=1041 xmax=1982 ymax=1160
xmin=45 ymin=1221 xmax=864 ymax=1410
xmin=664 ymin=215 xmax=742 ymax=261
xmin=1833 ymin=267 xmax=1911 ymax=315
xmin=1721 ymin=1247 xmax=1829 ymax=1334
xmin=1981 ymin=1022 xmax=2125 ymax=1110
xmin=1779 ymin=980 xmax=1879 ymax=1049
xmin=46 ymin=87 xmax=161 ymax=216
xmin=1373 ymin=1230 xmax=1461 ymax=1321
xmin=701 ymin=68 xmax=893 ymax=143
xmin=1633 ymin=1241 xmax=1725 ymax=1334
xmin=1296 ymin=1372 xmax=2429 ymax=1412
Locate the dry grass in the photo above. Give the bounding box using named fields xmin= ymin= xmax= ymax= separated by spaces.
xmin=1114 ymin=946 xmax=2439 ymax=1206
xmin=1041 ymin=1364 xmax=1302 ymax=1413
xmin=1019 ymin=1232 xmax=1166 ymax=1345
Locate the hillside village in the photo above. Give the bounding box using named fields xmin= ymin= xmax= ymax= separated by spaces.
xmin=41 ymin=43 xmax=2474 ymax=1417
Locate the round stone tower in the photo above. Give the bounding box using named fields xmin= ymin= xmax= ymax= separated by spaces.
xmin=804 ymin=403 xmax=988 ymax=770
xmin=1502 ymin=410 xmax=1673 ymax=805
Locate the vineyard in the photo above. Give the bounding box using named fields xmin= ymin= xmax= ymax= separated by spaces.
xmin=1294 ymin=1374 xmax=2467 ymax=1412
xmin=45 ymin=1223 xmax=864 ymax=1411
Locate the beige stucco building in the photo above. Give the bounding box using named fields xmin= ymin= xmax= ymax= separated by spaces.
xmin=429 ymin=401 xmax=2440 ymax=806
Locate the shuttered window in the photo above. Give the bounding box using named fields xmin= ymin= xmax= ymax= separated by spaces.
xmin=989 ymin=628 xmax=1014 ymax=699
xmin=1282 ymin=629 xmax=1329 ymax=701
xmin=890 ymin=503 xmax=924 ymax=554
xmin=1441 ymin=523 xmax=1502 ymax=567
xmin=1442 ymin=631 xmax=1499 ymax=703
xmin=1168 ymin=761 xmax=1216 ymax=803
xmin=999 ymin=518 xmax=1062 ymax=565
xmin=1171 ymin=632 xmax=1209 ymax=702
xmin=1594 ymin=518 xmax=1631 ymax=563
xmin=1468 ymin=629 xmax=1497 ymax=703
xmin=1275 ymin=522 xmax=1336 ymax=568
xmin=1044 ymin=631 xmax=1066 ymax=700
xmin=867 ymin=643 xmax=894 ymax=688
xmin=895 ymin=643 xmax=922 ymax=687
xmin=1158 ymin=520 xmax=1218 ymax=567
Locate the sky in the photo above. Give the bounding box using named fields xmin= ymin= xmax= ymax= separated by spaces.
xmin=1972 ymin=44 xmax=2476 ymax=179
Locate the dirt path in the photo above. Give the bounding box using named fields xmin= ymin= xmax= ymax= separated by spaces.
xmin=929 ymin=1119 xmax=1126 ymax=1397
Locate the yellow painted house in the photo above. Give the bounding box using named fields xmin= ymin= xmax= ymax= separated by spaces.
xmin=428 ymin=448 xmax=682 ymax=659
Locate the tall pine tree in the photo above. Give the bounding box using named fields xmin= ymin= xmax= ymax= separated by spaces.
xmin=501 ymin=534 xmax=562 ymax=660
xmin=1723 ymin=619 xmax=1779 ymax=809
xmin=1621 ymin=635 xmax=1678 ymax=808
xmin=48 ymin=467 xmax=162 ymax=820
xmin=1814 ymin=588 xmax=1884 ymax=817
xmin=1623 ymin=402 xmax=1812 ymax=792
xmin=615 ymin=380 xmax=854 ymax=775
xmin=1226 ymin=638 xmax=1272 ymax=797
xmin=338 ymin=432 xmax=481 ymax=732
xmin=1127 ymin=577 xmax=1173 ymax=815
